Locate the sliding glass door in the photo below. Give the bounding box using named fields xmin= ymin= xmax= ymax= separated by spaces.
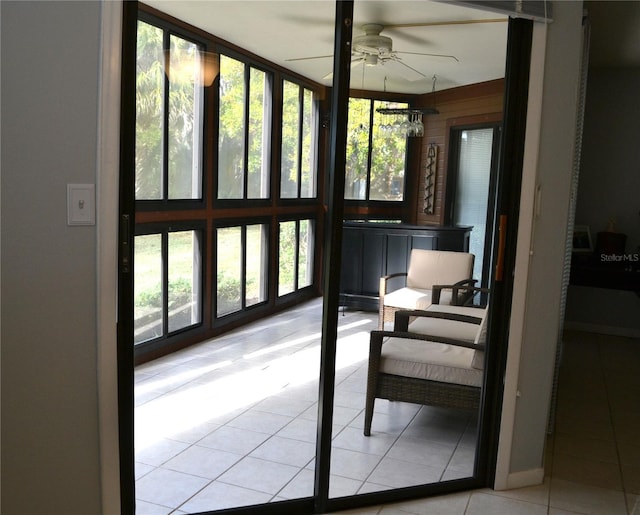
xmin=119 ymin=1 xmax=533 ymax=513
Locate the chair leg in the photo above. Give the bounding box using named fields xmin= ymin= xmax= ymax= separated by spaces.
xmin=364 ymin=393 xmax=375 ymax=436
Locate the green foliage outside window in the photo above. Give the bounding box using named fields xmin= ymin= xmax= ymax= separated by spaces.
xmin=345 ymin=98 xmax=407 ymax=201
xmin=135 ymin=21 xmax=202 ymax=200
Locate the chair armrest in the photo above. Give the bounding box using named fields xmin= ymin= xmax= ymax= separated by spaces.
xmin=370 ymin=329 xmax=485 ymax=352
xmin=379 ymin=272 xmax=408 ymax=297
xmin=432 ymin=279 xmax=479 ymax=305
xmin=453 ymin=285 xmax=490 ymax=306
xmin=393 ymin=309 xmax=482 ymax=332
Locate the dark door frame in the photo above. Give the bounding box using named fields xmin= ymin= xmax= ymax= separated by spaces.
xmin=117 ymin=3 xmax=533 ymax=513
xmin=445 ymin=122 xmax=502 ymax=289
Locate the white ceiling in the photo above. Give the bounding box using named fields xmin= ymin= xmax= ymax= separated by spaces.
xmin=145 ymin=1 xmax=509 ymax=94
xmin=144 ymin=1 xmax=640 ymax=95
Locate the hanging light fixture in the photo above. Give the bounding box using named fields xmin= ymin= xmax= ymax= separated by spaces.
xmin=165 ymin=49 xmax=219 ymax=87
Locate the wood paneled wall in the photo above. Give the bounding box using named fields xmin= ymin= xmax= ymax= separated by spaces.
xmin=413 ymin=79 xmax=505 ymax=226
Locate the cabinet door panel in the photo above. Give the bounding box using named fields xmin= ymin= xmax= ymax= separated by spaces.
xmin=361 ymin=233 xmax=385 ymax=295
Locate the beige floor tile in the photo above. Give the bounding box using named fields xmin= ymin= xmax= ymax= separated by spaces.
xmin=554 ymin=414 xmax=616 ymax=441
xmin=550 ymin=478 xmax=627 ymax=515
xmin=133 ymin=310 xmax=640 ymax=512
xmin=488 ymin=477 xmax=550 ymax=507
xmin=620 ymin=442 xmax=640 ymax=468
xmin=552 ymin=453 xmax=623 ymax=491
xmin=378 ymin=491 xmax=471 ymax=514
xmin=627 ymin=493 xmax=640 ymax=515
xmin=553 ymin=433 xmax=619 ymax=464
xmin=622 ymin=465 xmax=640 ymax=495
xmin=465 ymin=491 xmax=547 ymax=514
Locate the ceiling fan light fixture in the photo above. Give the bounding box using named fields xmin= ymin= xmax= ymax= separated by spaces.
xmin=364 ymin=54 xmax=378 ymax=66
xmin=353 ymin=24 xmax=393 ymax=55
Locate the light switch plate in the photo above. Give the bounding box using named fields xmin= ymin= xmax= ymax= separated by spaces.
xmin=67 ymin=184 xmax=95 ymax=226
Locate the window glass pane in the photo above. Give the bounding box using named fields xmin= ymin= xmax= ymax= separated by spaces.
xmin=280 ymin=81 xmax=300 ymax=198
xmin=134 ymin=234 xmax=163 ymax=344
xmin=297 ymin=219 xmax=313 ymax=288
xmin=168 ymin=231 xmax=201 ymax=332
xmin=345 ymin=98 xmax=370 ymax=200
xmin=370 ymin=101 xmax=407 ymax=201
xmin=278 ymin=221 xmax=296 ymax=296
xmin=248 ymin=68 xmax=270 ymax=199
xmin=218 ymin=55 xmax=245 ymax=199
xmin=168 ymin=36 xmax=203 ymax=200
xmin=300 ymin=88 xmax=316 ymax=198
xmin=246 ymin=224 xmax=267 ymax=306
xmin=135 ymin=21 xmax=164 ymax=200
xmin=216 ymin=226 xmax=242 ymax=316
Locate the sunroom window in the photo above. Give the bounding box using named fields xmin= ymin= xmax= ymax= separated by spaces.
xmin=133 ymin=10 xmax=321 ymax=360
xmin=345 ymin=98 xmax=408 ymax=201
xmin=218 ymin=55 xmax=272 ymax=200
xmin=281 ymin=81 xmax=318 ymax=199
xmin=135 ymin=20 xmax=203 ymax=200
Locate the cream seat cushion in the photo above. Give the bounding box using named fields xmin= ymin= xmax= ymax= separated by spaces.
xmin=382 ymin=287 xmax=453 ymax=311
xmin=380 ymin=337 xmax=483 ymax=387
xmin=407 ymin=307 xmax=483 ymax=343
xmin=381 ymin=304 xmax=487 ymax=380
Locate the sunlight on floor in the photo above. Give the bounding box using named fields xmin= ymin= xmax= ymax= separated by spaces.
xmin=136 ymin=312 xmax=376 ymax=451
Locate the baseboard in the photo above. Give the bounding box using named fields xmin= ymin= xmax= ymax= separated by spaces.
xmin=564 ymin=321 xmax=640 ymax=338
xmin=495 ymin=468 xmax=545 ymax=491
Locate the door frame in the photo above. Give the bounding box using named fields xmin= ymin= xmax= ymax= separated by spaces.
xmin=98 ymin=2 xmax=550 ymax=513
xmin=444 ymin=121 xmax=502 ymax=289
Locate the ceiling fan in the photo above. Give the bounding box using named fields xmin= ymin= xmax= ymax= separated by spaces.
xmin=285 ymin=18 xmax=506 ymax=82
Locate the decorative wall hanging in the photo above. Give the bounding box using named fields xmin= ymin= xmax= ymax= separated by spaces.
xmin=424 ymin=143 xmax=438 ymax=214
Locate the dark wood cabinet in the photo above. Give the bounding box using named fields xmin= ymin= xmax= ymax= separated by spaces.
xmin=340 ymin=222 xmax=472 ymax=311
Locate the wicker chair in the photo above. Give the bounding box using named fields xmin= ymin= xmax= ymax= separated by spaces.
xmin=364 ymin=301 xmax=488 ymax=437
xmin=378 ymin=249 xmax=476 ymax=330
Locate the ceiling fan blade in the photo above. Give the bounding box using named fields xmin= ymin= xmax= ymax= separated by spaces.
xmin=382 ymin=58 xmax=426 ymax=82
xmin=395 ymin=51 xmax=459 ymax=62
xmin=384 ymin=18 xmax=507 ymax=29
xmin=285 ymin=54 xmax=333 ymax=62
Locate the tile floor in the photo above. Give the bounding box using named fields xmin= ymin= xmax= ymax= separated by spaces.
xmin=134 ymin=299 xmax=640 ymax=514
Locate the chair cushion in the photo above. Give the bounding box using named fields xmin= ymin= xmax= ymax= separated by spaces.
xmin=406 ymin=250 xmax=474 ymax=290
xmin=380 ymin=337 xmax=483 ymax=387
xmin=408 ymin=312 xmax=479 ymax=342
xmin=383 ymin=287 xmax=452 ymax=310
xmin=408 ymin=305 xmax=487 ymax=370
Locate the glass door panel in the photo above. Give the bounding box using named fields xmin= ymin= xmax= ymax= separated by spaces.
xmin=328 ymin=0 xmax=506 ymax=500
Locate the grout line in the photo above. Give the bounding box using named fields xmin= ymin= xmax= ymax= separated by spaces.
xmin=596 ymin=335 xmax=633 ymax=515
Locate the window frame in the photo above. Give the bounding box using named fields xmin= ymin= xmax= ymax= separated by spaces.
xmin=136 ymin=11 xmax=209 ymax=211
xmin=133 ymin=221 xmax=206 ymax=352
xmin=343 ymin=93 xmax=417 ymax=222
xmin=213 ymin=218 xmax=271 ymax=321
xmin=215 ymin=47 xmax=275 ymax=204
xmin=276 ymin=216 xmax=317 ymax=300
xmin=134 ymin=5 xmax=325 ymax=362
xmin=279 ymin=77 xmax=320 ymax=201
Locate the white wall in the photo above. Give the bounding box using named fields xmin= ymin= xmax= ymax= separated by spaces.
xmin=496 ymin=0 xmax=585 ymax=488
xmin=1 ymin=2 xmax=104 ymax=513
